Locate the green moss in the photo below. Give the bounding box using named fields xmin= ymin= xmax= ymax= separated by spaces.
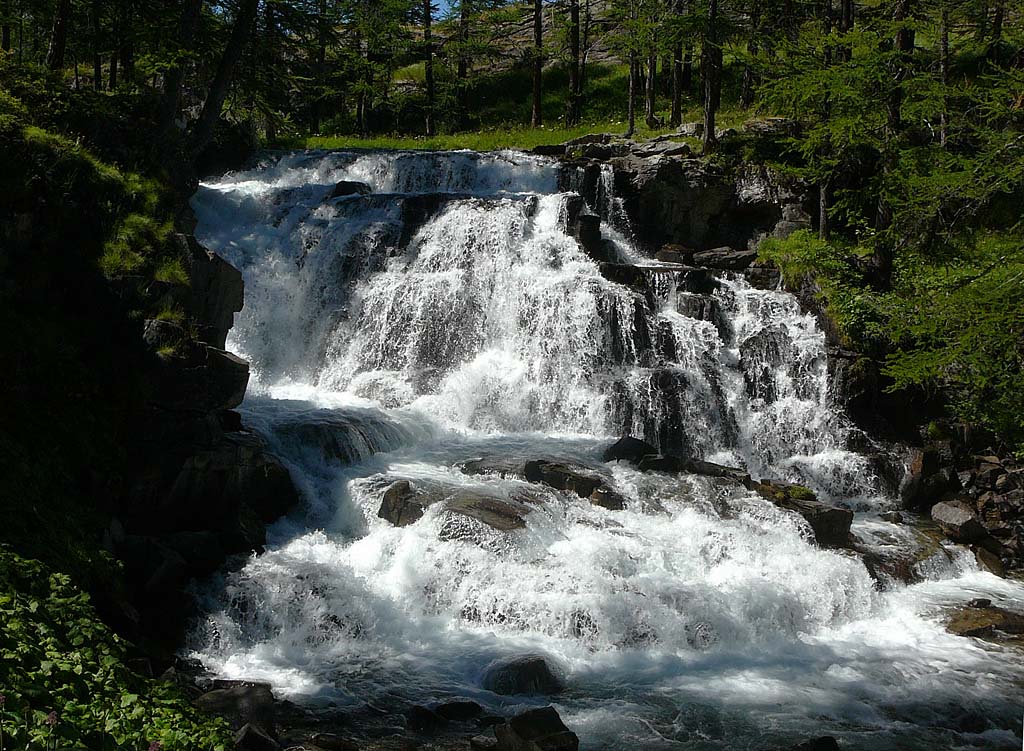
xmin=154 ymin=258 xmax=189 ymax=285
xmin=788 ymin=485 xmax=818 ymax=501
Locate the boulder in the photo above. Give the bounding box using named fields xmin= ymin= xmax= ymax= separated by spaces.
xmin=589 ymin=486 xmax=627 ymax=511
xmin=742 ymin=117 xmax=798 ymax=136
xmin=494 ymin=707 xmax=579 ymax=751
xmin=656 ymin=244 xmax=694 ymax=264
xmin=435 ymin=699 xmax=484 ymax=722
xmin=152 ymin=344 xmax=250 ymax=413
xmin=946 ymin=605 xmax=1024 ymax=640
xmin=602 ymin=436 xmax=658 ymax=464
xmin=471 ymin=735 xmax=499 ymax=751
xmin=378 ymin=480 xmax=429 ymax=526
xmin=459 ymin=457 xmax=529 ymax=479
xmin=234 ymin=723 xmax=279 ymax=751
xmin=677 ymin=122 xmax=704 ymax=137
xmin=307 ymin=734 xmax=358 ymax=751
xmin=329 ymin=181 xmax=371 ymax=198
xmin=788 ymin=738 xmax=839 ymax=751
xmin=931 ymin=500 xmax=987 ymax=543
xmin=638 ymin=455 xmax=752 ymax=487
xmin=692 ymin=247 xmax=758 ymax=270
xmin=159 ymin=530 xmax=227 ymax=577
xmin=444 ymin=493 xmax=530 ymax=531
xmin=378 ymin=478 xmax=532 ymax=531
xmin=406 ymin=705 xmax=444 ymax=732
xmin=143 ymin=318 xmax=188 ymax=351
xmin=524 ymin=460 xmax=605 ymax=498
xmin=176 ymin=233 xmax=245 ymax=349
xmin=899 ymin=446 xmax=961 ymax=509
xmin=531 ymin=144 xmax=566 ymax=157
xmin=743 ymin=266 xmax=781 ymax=290
xmin=482 ymin=655 xmax=564 ymax=696
xmin=195 ymin=682 xmax=276 ymax=733
xmin=753 ymin=480 xmax=852 ymax=547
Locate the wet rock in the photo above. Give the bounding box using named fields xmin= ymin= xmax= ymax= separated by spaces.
xmin=900 ymin=446 xmax=961 ymax=510
xmin=444 ymin=493 xmax=530 ymax=531
xmin=880 ymin=511 xmax=903 ymax=524
xmin=494 ymin=706 xmax=579 ymax=751
xmin=153 ymin=344 xmax=250 ymax=412
xmin=946 ymin=605 xmax=1024 ymax=640
xmin=524 ymin=460 xmax=604 ymax=498
xmin=379 ymin=480 xmax=429 ymax=526
xmin=435 ymin=699 xmax=484 ymax=722
xmin=159 ymin=530 xmax=226 ymax=577
xmin=692 ymin=247 xmax=758 ymax=270
xmin=589 ymin=486 xmax=627 ymax=511
xmin=195 ymin=682 xmax=276 ymax=733
xmin=739 ymin=324 xmax=794 ymax=404
xmin=471 ymin=735 xmax=499 ymax=751
xmin=329 ymin=180 xmax=371 ymax=198
xmin=177 ymin=233 xmax=245 ymax=349
xmin=967 ymin=598 xmax=992 ymax=608
xmin=234 ymin=723 xmax=279 ymax=751
xmin=307 ymin=733 xmax=358 ymax=751
xmin=931 ymin=500 xmax=987 ymax=543
xmin=638 ymin=455 xmax=752 ymax=487
xmin=406 ymin=705 xmax=444 ymax=732
xmin=656 ymin=244 xmax=694 ymax=264
xmin=602 ymin=435 xmax=658 ymax=464
xmin=482 ymin=655 xmax=564 ymax=696
xmin=531 ymin=144 xmax=566 ymax=157
xmin=743 ymin=266 xmax=782 ymax=290
xmin=973 ymin=545 xmax=1005 ymax=576
xmin=754 ymin=480 xmax=853 ymax=547
xmin=788 ymin=738 xmax=839 ymax=751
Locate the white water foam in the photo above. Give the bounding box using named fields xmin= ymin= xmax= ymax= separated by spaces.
xmin=189 ymin=150 xmax=1024 ymax=750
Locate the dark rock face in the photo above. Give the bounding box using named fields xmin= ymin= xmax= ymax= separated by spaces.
xmin=494 ymin=707 xmax=579 ymax=751
xmin=329 ymin=180 xmax=372 ymax=198
xmin=788 ymin=738 xmax=840 ymax=751
xmin=753 ymin=480 xmax=853 ymax=547
xmin=931 ymin=500 xmax=987 ymax=543
xmin=739 ymin=324 xmax=794 ymax=404
xmin=900 ymin=445 xmax=962 ymax=509
xmin=482 ymin=655 xmax=564 ymax=696
xmin=602 ymin=436 xmax=658 ymax=464
xmin=379 ymin=480 xmax=429 ymax=526
xmin=692 ymin=247 xmax=758 ymax=270
xmin=637 ymin=455 xmax=752 ymax=487
xmin=195 ymin=682 xmax=277 ymax=733
xmin=234 ymin=723 xmax=279 ymax=751
xmin=177 ymin=233 xmax=244 ymax=349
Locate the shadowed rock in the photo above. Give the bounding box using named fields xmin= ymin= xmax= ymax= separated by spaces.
xmin=482 ymin=655 xmax=564 ymax=696
xmin=494 ymin=706 xmax=579 ymax=751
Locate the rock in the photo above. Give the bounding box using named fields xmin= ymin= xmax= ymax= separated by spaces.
xmin=176 ymin=233 xmax=245 ymax=349
xmin=118 ymin=536 xmax=189 ymax=598
xmin=788 ymin=738 xmax=839 ymax=751
xmin=740 ymin=324 xmax=794 ymax=404
xmin=742 ymin=117 xmax=798 ymax=136
xmin=159 ymin=530 xmax=226 ymax=577
xmin=880 ymin=511 xmax=903 ymax=523
xmin=378 ymin=479 xmax=428 ymax=526
xmin=967 ymin=598 xmax=992 ymax=608
xmin=406 ymin=705 xmax=444 ymax=732
xmin=482 ymin=655 xmax=564 ymax=696
xmin=564 ymin=133 xmax=613 ymax=147
xmin=602 ymin=435 xmax=658 ymax=464
xmin=743 ymin=266 xmax=781 ymax=290
xmin=931 ymin=500 xmax=987 ymax=542
xmin=946 ymin=605 xmax=1024 ymax=640
xmin=524 ymin=460 xmax=605 ymax=498
xmin=165 ymin=431 xmax=300 ymax=541
xmin=900 ymin=446 xmax=961 ymax=509
xmin=143 ymin=318 xmax=188 ymax=351
xmin=234 ymin=723 xmax=279 ymax=751
xmin=459 ymin=457 xmax=529 ymax=479
xmin=754 ymin=480 xmax=852 ymax=547
xmin=589 ymin=486 xmax=627 ymax=510
xmin=152 ymin=344 xmax=250 ymax=412
xmin=444 ymin=493 xmax=530 ymax=531
xmin=531 ymin=144 xmax=566 ymax=157
xmin=329 ymin=180 xmax=371 ymax=198
xmin=638 ymin=455 xmax=752 ymax=487
xmin=677 ymin=122 xmax=704 ymax=137
xmin=195 ymin=682 xmax=276 ymax=733
xmin=471 ymin=735 xmax=499 ymax=751
xmin=656 ymin=244 xmax=694 ymax=264
xmin=308 ymin=734 xmax=358 ymax=751
xmin=692 ymin=247 xmax=758 ymax=270
xmin=973 ymin=545 xmax=1005 ymax=576
xmin=494 ymin=707 xmax=578 ymax=751
xmin=435 ymin=699 xmax=483 ymax=722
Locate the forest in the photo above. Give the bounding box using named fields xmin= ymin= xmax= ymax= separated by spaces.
xmin=1 ymin=0 xmax=1023 ymax=749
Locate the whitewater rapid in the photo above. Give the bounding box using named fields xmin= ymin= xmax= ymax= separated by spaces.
xmin=189 ymin=149 xmax=1024 ymax=750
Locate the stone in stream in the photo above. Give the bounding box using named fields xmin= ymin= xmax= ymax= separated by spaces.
xmin=234 ymin=723 xmax=279 ymax=751
xmin=482 ymin=655 xmax=564 ymax=696
xmin=329 ymin=180 xmax=371 ymax=198
xmin=946 ymin=604 xmax=1024 ymax=640
xmin=194 ymin=681 xmax=276 ymax=734
xmin=692 ymin=247 xmax=758 ymax=270
xmin=602 ymin=435 xmax=658 ymax=464
xmin=788 ymin=738 xmax=840 ymax=751
xmin=378 ymin=479 xmax=430 ymax=526
xmin=377 ymin=479 xmax=530 ymax=531
xmin=637 ymin=454 xmax=752 ymax=488
xmin=930 ymin=500 xmax=987 ymax=543
xmin=494 ymin=706 xmax=579 ymax=751
xmin=753 ymin=480 xmax=853 ymax=548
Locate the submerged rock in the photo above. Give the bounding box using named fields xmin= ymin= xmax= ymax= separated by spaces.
xmin=602 ymin=435 xmax=658 ymax=464
xmin=494 ymin=706 xmax=579 ymax=751
xmin=482 ymin=655 xmax=564 ymax=696
xmin=329 ymin=180 xmax=371 ymax=198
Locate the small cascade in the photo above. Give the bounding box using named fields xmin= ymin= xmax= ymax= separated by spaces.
xmin=188 ymin=150 xmax=1024 ymax=751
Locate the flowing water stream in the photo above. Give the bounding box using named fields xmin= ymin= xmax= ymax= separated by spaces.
xmin=189 ymin=149 xmax=1024 ymax=750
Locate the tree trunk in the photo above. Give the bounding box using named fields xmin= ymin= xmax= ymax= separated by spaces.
xmin=109 ymin=50 xmax=118 ymax=88
xmin=644 ymin=50 xmax=657 ymax=127
xmin=701 ymin=0 xmax=720 ymax=154
xmin=190 ymin=0 xmax=260 ymax=156
xmin=2 ymin=0 xmax=11 ymax=53
xmin=625 ymin=49 xmax=637 ymax=138
xmin=819 ymin=180 xmax=830 ymax=240
xmin=991 ymin=0 xmax=1004 ymax=42
xmin=45 ymin=0 xmax=71 ymax=70
xmin=456 ymin=1 xmax=469 ymax=128
xmin=531 ymin=0 xmax=542 ymax=127
xmin=939 ymin=4 xmax=948 ymax=146
xmin=741 ymin=0 xmax=760 ymax=108
xmin=157 ymin=0 xmax=203 ymax=136
xmin=566 ymin=0 xmax=581 ymax=125
xmin=681 ymin=45 xmax=692 ymax=91
xmin=670 ymin=40 xmax=683 ymax=126
xmin=92 ymin=0 xmax=102 ymax=90
xmin=423 ymin=0 xmax=435 ymax=135
xmin=118 ymin=0 xmax=133 ymax=83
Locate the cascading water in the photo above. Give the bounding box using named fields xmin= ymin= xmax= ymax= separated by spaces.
xmin=189 ymin=149 xmax=1024 ymax=750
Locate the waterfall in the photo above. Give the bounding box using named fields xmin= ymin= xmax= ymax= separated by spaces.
xmin=189 ymin=150 xmax=1024 ymax=750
